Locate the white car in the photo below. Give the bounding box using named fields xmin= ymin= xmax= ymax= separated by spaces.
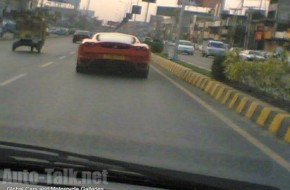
xmin=239 ymin=50 xmax=266 ymax=61
xmin=177 ymin=40 xmax=195 ymax=55
xmin=202 ymin=40 xmax=227 ymax=57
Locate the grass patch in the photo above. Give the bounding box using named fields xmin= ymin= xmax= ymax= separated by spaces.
xmin=155 ymin=53 xmax=212 ymax=77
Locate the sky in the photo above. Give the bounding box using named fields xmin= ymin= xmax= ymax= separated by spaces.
xmin=79 ymin=0 xmax=269 ymax=22
xmin=80 ymin=0 xmax=177 ymax=22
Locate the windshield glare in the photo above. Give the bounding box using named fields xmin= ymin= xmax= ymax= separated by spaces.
xmin=97 ymin=33 xmax=136 ymax=44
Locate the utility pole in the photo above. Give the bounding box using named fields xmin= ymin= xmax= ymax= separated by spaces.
xmin=172 ymin=0 xmax=186 ymax=61
xmin=134 ymin=0 xmax=140 ymax=22
xmin=86 ymin=0 xmax=91 ymax=12
xmin=40 ymin=0 xmax=44 ymax=8
xmin=144 ymin=1 xmax=150 ymax=22
xmin=19 ymin=0 xmax=25 ymax=11
xmin=244 ymin=9 xmax=253 ymax=49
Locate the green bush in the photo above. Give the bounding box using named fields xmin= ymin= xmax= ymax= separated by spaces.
xmin=150 ymin=41 xmax=164 ymax=53
xmin=224 ymin=56 xmax=290 ymax=100
xmin=211 ymin=55 xmax=227 ymax=81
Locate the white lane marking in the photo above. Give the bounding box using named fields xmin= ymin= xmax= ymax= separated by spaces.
xmin=151 ymin=65 xmax=290 ymax=172
xmin=70 ymin=51 xmax=76 ymax=55
xmin=40 ymin=62 xmax=54 ymax=68
xmin=0 ymin=73 xmax=27 ymax=86
xmin=59 ymin=56 xmax=66 ymax=60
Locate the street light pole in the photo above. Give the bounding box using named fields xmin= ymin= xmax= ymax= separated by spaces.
xmin=40 ymin=0 xmax=44 ymax=8
xmin=144 ymin=2 xmax=150 ymax=23
xmin=134 ymin=0 xmax=140 ymax=22
xmin=172 ymin=0 xmax=186 ymax=60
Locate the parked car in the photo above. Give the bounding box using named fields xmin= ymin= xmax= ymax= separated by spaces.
xmin=48 ymin=27 xmax=68 ymax=35
xmin=72 ymin=30 xmax=91 ymax=43
xmin=0 ymin=19 xmax=16 ymax=37
xmin=239 ymin=50 xmax=266 ymax=61
xmin=142 ymin=37 xmax=164 ymax=53
xmin=202 ymin=40 xmax=227 ymax=57
xmin=76 ymin=32 xmax=151 ymax=78
xmin=177 ymin=40 xmax=195 ymax=55
xmin=169 ymin=41 xmax=175 ymax=46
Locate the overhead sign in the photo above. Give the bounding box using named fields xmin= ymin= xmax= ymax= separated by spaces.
xmin=132 ymin=5 xmax=142 ymax=14
xmin=157 ymin=6 xmax=213 ymax=18
xmin=47 ymin=0 xmax=80 ymax=6
xmin=142 ymin=0 xmax=156 ymax=3
xmin=156 ymin=7 xmax=179 ymax=17
xmin=178 ymin=0 xmax=222 ymax=9
xmin=177 ymin=0 xmax=202 ymax=6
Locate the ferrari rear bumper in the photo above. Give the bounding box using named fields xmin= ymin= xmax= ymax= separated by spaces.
xmin=77 ymin=58 xmax=149 ymax=71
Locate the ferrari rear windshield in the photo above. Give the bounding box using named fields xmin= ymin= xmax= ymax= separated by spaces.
xmin=96 ymin=33 xmax=136 ymax=44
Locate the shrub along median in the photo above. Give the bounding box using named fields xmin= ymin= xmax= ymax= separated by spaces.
xmin=212 ymin=51 xmax=290 ymax=112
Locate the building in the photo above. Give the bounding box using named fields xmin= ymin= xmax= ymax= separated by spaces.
xmin=41 ymin=0 xmax=81 ymax=10
xmin=155 ymin=6 xmax=214 ymax=42
xmin=0 ymin=0 xmax=38 ymax=17
xmin=117 ymin=21 xmax=151 ymax=38
xmin=260 ymin=0 xmax=290 ymax=52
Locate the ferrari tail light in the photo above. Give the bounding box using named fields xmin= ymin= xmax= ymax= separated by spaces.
xmin=134 ymin=46 xmax=148 ymax=51
xmin=83 ymin=42 xmax=96 ymax=47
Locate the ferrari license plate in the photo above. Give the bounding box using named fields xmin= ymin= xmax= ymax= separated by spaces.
xmin=103 ymin=54 xmax=126 ymax=61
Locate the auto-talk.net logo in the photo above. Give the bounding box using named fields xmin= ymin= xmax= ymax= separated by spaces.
xmin=2 ymin=168 xmax=108 ymax=187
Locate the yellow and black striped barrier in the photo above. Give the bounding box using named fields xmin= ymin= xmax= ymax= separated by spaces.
xmin=152 ymin=54 xmax=290 ymax=143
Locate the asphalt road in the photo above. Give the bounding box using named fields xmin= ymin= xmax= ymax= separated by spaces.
xmin=0 ymin=37 xmax=289 ymax=189
xmin=168 ymin=46 xmax=213 ymax=71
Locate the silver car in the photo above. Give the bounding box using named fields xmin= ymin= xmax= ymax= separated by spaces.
xmin=239 ymin=50 xmax=266 ymax=61
xmin=177 ymin=40 xmax=195 ymax=55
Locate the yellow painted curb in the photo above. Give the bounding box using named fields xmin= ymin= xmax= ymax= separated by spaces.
xmin=245 ymin=102 xmax=258 ymax=119
xmin=269 ymin=114 xmax=289 ymax=134
xmin=209 ymin=83 xmax=220 ymax=97
xmin=191 ymin=75 xmax=199 ymax=86
xmin=214 ymin=86 xmax=225 ymax=101
xmin=284 ymin=128 xmax=290 ymax=143
xmin=221 ymin=90 xmax=233 ymax=104
xmin=256 ymin=107 xmax=272 ymax=126
xmin=236 ymin=97 xmax=248 ymax=114
xmin=228 ymin=93 xmax=239 ymax=109
xmin=204 ymin=81 xmax=215 ymax=93
xmin=199 ymin=78 xmax=208 ymax=89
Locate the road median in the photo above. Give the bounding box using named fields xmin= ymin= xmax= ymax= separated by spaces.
xmin=152 ymin=53 xmax=290 ymax=143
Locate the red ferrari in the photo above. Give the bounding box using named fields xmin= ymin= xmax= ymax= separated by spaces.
xmin=76 ymin=32 xmax=151 ymax=78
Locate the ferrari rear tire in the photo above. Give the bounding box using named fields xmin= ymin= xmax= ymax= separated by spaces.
xmin=76 ymin=66 xmax=85 ymax=73
xmin=137 ymin=70 xmax=149 ymax=78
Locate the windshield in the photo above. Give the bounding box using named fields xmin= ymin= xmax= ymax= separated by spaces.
xmin=209 ymin=42 xmax=225 ymax=48
xmin=249 ymin=51 xmax=265 ymax=56
xmin=179 ymin=41 xmax=193 ymax=46
xmin=75 ymin=31 xmax=90 ymax=35
xmin=0 ymin=1 xmax=289 ymax=190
